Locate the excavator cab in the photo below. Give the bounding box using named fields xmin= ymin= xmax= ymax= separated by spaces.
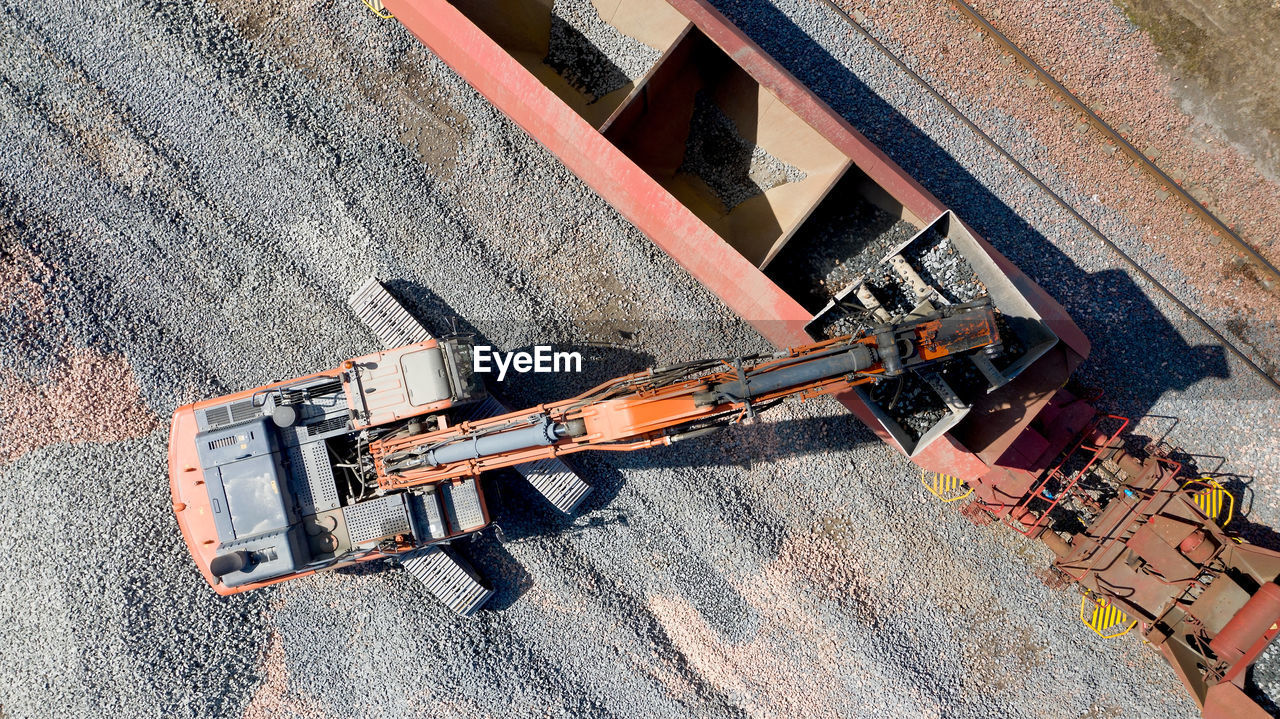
xmin=170 ymin=279 xmax=593 ymax=615
xmin=171 ymin=334 xmax=490 ymax=596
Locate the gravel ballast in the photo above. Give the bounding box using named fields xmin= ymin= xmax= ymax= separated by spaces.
xmin=825 ymin=0 xmax=1280 ymax=376
xmin=547 ymin=0 xmax=661 ymax=102
xmin=678 ymin=90 xmax=809 ymax=211
xmin=1 ymin=0 xmax=1277 ymax=718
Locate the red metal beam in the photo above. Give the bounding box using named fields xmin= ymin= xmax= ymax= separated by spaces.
xmin=382 ymin=0 xmax=1088 ymax=468
xmin=383 ymin=0 xmax=814 ymax=349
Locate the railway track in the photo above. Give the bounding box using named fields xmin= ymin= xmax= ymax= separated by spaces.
xmin=815 ymin=0 xmax=1280 ymax=394
xmin=950 ymin=0 xmax=1279 ymax=293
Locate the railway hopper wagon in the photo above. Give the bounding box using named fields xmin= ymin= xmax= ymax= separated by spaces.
xmin=368 ymin=0 xmax=1280 ymax=714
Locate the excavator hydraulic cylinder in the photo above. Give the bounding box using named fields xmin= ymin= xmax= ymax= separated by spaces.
xmin=698 ymin=345 xmax=875 ymax=405
xmin=423 ymin=415 xmax=566 ymax=467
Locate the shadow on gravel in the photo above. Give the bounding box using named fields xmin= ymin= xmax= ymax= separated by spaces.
xmin=704 ymin=0 xmax=1230 ymax=417
xmin=1224 ymin=480 xmax=1280 ymax=552
xmin=386 ymin=278 xmax=659 ymax=405
xmin=454 ymin=521 xmax=537 ymax=611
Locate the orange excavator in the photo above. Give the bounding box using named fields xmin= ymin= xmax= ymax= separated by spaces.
xmin=169 ymin=278 xmax=1000 ymax=615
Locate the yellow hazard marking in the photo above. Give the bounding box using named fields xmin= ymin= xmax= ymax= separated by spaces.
xmin=1181 ymin=477 xmax=1235 ymax=527
xmin=921 ymin=470 xmax=973 ymax=503
xmin=360 ymin=0 xmax=394 ymax=19
xmin=1080 ymin=592 xmax=1137 ymax=639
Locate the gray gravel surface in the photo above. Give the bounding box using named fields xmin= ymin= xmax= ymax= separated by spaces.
xmin=548 ymin=0 xmax=660 ymax=101
xmin=678 ymin=90 xmax=808 ymax=211
xmin=0 ymin=437 xmax=270 ymax=719
xmin=2 ymin=1 xmax=1278 ymax=719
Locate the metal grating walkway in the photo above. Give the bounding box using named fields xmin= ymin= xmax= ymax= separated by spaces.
xmin=343 ymin=494 xmax=411 ymax=545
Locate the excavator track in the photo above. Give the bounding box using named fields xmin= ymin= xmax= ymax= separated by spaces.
xmin=347 ymin=278 xmax=592 ymax=514
xmin=398 ymin=545 xmax=493 ymax=617
xmin=348 ymin=277 xmax=434 ymax=347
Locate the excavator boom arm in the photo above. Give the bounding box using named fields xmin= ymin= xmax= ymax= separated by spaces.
xmin=371 ymin=301 xmax=1000 ymax=490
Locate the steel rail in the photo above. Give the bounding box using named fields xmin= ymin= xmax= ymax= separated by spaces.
xmin=813 ymin=0 xmax=1280 ymax=394
xmin=951 ymin=0 xmax=1279 ymax=292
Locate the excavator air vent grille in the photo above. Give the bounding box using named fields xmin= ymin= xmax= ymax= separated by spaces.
xmin=203 ymin=406 xmax=230 ymax=428
xmin=228 ymin=400 xmax=258 ymax=423
xmin=306 ymin=416 xmax=347 ymax=436
xmin=343 ymin=495 xmax=411 ymax=545
xmin=202 ymin=401 xmax=260 ymax=430
xmin=208 ymin=436 xmax=237 ymax=451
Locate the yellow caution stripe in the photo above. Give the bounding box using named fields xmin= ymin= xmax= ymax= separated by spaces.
xmin=1080 ymin=592 xmax=1137 ymax=639
xmin=921 ymin=470 xmax=973 ymax=503
xmin=360 ymin=0 xmax=394 ymax=19
xmin=1181 ymin=477 xmax=1235 ymax=527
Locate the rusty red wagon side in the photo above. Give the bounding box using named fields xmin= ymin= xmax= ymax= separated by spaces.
xmin=382 ymin=0 xmax=1089 ymax=475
